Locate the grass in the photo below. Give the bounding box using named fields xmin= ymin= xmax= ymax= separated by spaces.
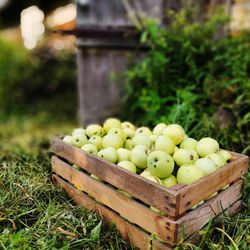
xmin=0 ymin=114 xmax=249 ymax=249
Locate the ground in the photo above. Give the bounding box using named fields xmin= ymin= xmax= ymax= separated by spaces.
xmin=0 ymin=115 xmax=249 ymax=249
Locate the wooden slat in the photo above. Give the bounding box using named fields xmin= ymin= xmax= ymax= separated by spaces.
xmin=50 ymin=138 xmax=178 ymax=216
xmin=175 ymin=179 xmax=243 ymax=242
xmin=52 ymin=174 xmax=172 ymax=250
xmin=177 ymin=154 xmax=248 ymax=214
xmin=51 ymin=156 xmax=177 ymax=243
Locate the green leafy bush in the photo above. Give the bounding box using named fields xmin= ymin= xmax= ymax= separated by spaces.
xmin=0 ymin=37 xmax=77 ymax=121
xmin=122 ymin=9 xmax=250 ymax=154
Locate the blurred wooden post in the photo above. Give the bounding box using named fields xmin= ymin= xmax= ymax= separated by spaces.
xmin=76 ymin=0 xmax=164 ymax=125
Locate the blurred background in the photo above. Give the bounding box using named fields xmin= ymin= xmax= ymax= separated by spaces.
xmin=0 ymin=0 xmax=249 ymax=155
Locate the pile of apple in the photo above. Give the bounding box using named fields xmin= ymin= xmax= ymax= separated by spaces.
xmin=63 ymin=118 xmax=232 ymax=192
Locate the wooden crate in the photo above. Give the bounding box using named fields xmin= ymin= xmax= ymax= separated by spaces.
xmin=50 ymin=138 xmax=249 ymax=249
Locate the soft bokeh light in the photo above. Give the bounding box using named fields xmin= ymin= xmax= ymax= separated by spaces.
xmin=20 ymin=5 xmax=45 ymax=49
xmin=46 ymin=3 xmax=76 ymax=28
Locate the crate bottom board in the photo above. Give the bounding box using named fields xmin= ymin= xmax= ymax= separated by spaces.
xmin=52 ymin=174 xmax=242 ymax=250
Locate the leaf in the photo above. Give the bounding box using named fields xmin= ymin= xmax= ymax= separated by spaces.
xmin=90 ymin=221 xmax=102 ymax=241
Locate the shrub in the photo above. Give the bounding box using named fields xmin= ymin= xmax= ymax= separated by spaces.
xmin=122 ymin=9 xmax=250 ymax=154
xmin=0 ymin=37 xmax=77 ymax=121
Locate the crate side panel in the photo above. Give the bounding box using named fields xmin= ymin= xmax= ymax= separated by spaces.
xmin=176 ymin=179 xmax=243 ymax=242
xmin=52 ymin=174 xmax=173 ymax=250
xmin=50 ymin=138 xmax=178 ymax=216
xmin=178 ymin=154 xmax=248 ymax=214
xmin=51 ymin=156 xmax=177 ymax=243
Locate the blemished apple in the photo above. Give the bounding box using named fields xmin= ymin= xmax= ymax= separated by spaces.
xmin=117 ymin=161 xmax=137 ymax=173
xmin=63 ymin=135 xmax=74 ymax=145
xmin=180 ymin=138 xmax=198 ymax=150
xmin=72 ymin=134 xmax=88 ymax=148
xmin=117 ymin=148 xmax=131 ymax=162
xmin=194 ymin=158 xmax=217 ymax=176
xmin=130 ymin=145 xmax=149 ymax=169
xmin=108 ymin=128 xmax=126 ymax=142
xmin=124 ymin=139 xmax=133 ymax=150
xmin=123 ymin=128 xmax=135 ymax=139
xmin=132 ymin=134 xmax=152 ymax=148
xmin=147 ymin=151 xmax=174 ymax=178
xmin=196 ymin=137 xmax=219 ymax=157
xmin=88 ymin=135 xmax=102 ymax=150
xmin=152 ymin=123 xmax=167 ymax=135
xmin=102 ymin=134 xmax=123 ymax=149
xmin=103 ymin=118 xmax=121 ymax=132
xmin=173 ymin=148 xmax=197 ymax=166
xmin=207 ymin=153 xmax=226 ymax=168
xmin=177 ymin=165 xmax=204 ymax=184
xmin=86 ymin=124 xmax=103 ymax=137
xmin=72 ymin=128 xmax=86 ymax=137
xmin=154 ymin=135 xmax=175 ymax=155
xmin=218 ymin=150 xmax=232 ymax=162
xmin=135 ymin=127 xmax=152 ymax=136
xmin=98 ymin=147 xmax=118 ymax=163
xmin=163 ymin=124 xmax=185 ymax=145
xmin=149 ymin=134 xmax=157 ymax=143
xmin=81 ymin=144 xmax=98 ymax=156
xmin=121 ymin=121 xmax=135 ymax=131
xmin=161 ymin=175 xmax=177 ymax=188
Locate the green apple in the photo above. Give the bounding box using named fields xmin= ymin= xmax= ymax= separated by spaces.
xmin=191 ymin=200 xmax=204 ymax=210
xmin=72 ymin=128 xmax=86 ymax=137
xmin=103 ymin=118 xmax=121 ymax=132
xmin=121 ymin=121 xmax=135 ymax=131
xmin=72 ymin=164 xmax=80 ymax=170
xmin=163 ymin=124 xmax=185 ymax=145
xmin=173 ymin=149 xmax=197 ymax=167
xmin=98 ymin=147 xmax=118 ymax=163
xmin=196 ymin=137 xmax=219 ymax=157
xmin=117 ymin=189 xmax=133 ymax=198
xmin=190 ymin=149 xmax=199 ymax=161
xmin=117 ymin=148 xmax=131 ymax=162
xmin=81 ymin=144 xmax=98 ymax=156
xmin=140 ymin=169 xmax=151 ymax=178
xmin=130 ymin=145 xmax=149 ymax=169
xmin=218 ymin=150 xmax=232 ymax=162
xmin=123 ymin=128 xmax=135 ymax=139
xmin=132 ymin=134 xmax=152 ymax=148
xmin=147 ymin=151 xmax=174 ymax=178
xmin=88 ymin=135 xmax=102 ymax=150
xmin=194 ymin=158 xmax=216 ymax=176
xmin=72 ymin=134 xmax=88 ymax=147
xmin=86 ymin=124 xmax=103 ymax=137
xmin=221 ymin=184 xmax=229 ymax=190
xmin=152 ymin=123 xmax=167 ymax=135
xmin=63 ymin=135 xmax=74 ymax=145
xmin=150 ymin=206 xmax=166 ymax=215
xmin=207 ymin=153 xmax=226 ymax=168
xmin=135 ymin=127 xmax=152 ymax=136
xmin=117 ymin=161 xmax=136 ymax=173
xmin=180 ymin=138 xmax=198 ymax=150
xmin=177 ymin=165 xmax=204 ymax=184
xmin=154 ymin=135 xmax=175 ymax=155
xmin=205 ymin=192 xmax=218 ymax=201
xmin=149 ymin=135 xmax=157 ymax=143
xmin=102 ymin=134 xmax=123 ymax=149
xmin=90 ymin=174 xmax=102 ymax=181
xmin=161 ymin=175 xmax=177 ymax=188
xmin=124 ymin=139 xmax=133 ymax=150
xmin=108 ymin=128 xmax=126 ymax=142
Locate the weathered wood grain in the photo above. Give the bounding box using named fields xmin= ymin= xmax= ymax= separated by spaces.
xmin=177 ymin=154 xmax=248 ymax=214
xmin=52 ymin=174 xmax=172 ymax=250
xmin=176 ymin=179 xmax=243 ymax=242
xmin=51 ymin=156 xmax=177 ymax=243
xmin=50 ymin=138 xmax=179 ymax=216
